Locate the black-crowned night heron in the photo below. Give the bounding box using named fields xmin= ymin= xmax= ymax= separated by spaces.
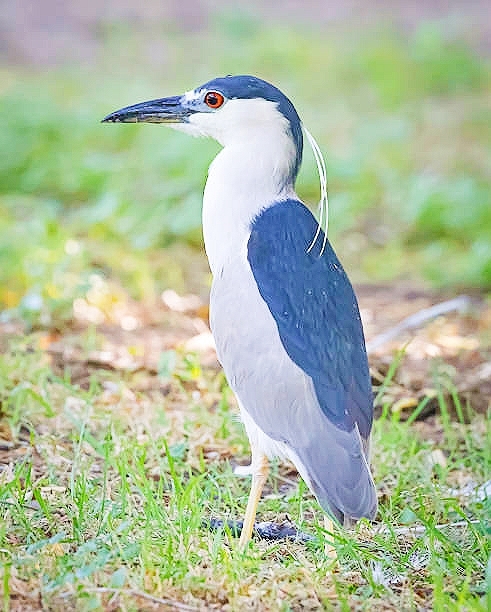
xmin=103 ymin=75 xmax=377 ymax=548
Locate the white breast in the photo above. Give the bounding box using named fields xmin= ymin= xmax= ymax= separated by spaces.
xmin=196 ymin=99 xmax=297 ymax=275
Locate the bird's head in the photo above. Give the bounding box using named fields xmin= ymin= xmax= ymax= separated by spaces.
xmin=102 ymin=75 xmax=303 ymax=184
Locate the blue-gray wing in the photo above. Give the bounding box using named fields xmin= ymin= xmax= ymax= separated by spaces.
xmin=247 ymin=199 xmax=373 ymax=439
xmin=242 ymin=199 xmax=376 ymax=521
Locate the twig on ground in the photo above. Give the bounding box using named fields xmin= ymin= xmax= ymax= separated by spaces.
xmin=366 ymin=295 xmax=472 ymax=353
xmin=82 ymin=587 xmax=200 ymax=611
xmin=375 ymin=518 xmax=481 ymax=537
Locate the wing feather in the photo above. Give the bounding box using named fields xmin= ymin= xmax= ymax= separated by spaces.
xmin=247 ymin=199 xmax=373 ymax=438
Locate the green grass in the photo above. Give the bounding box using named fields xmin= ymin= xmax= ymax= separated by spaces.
xmin=0 ymin=339 xmax=489 ymax=611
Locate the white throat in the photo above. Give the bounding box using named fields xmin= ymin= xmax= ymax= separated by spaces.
xmin=190 ymin=99 xmax=298 ymax=275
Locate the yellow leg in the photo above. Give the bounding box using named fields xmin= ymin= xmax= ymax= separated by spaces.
xmin=323 ymin=516 xmax=338 ymax=563
xmin=239 ymin=453 xmax=269 ymax=549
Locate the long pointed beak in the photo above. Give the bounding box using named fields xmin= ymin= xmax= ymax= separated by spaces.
xmin=101 ymin=95 xmax=191 ymax=124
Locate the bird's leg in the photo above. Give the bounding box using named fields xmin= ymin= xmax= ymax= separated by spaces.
xmin=323 ymin=516 xmax=338 ymax=563
xmin=239 ymin=452 xmax=269 ymax=548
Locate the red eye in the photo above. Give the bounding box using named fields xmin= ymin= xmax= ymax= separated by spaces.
xmin=204 ymin=91 xmax=225 ymax=109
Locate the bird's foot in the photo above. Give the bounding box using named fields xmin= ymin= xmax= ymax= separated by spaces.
xmin=204 ymin=518 xmax=315 ymax=543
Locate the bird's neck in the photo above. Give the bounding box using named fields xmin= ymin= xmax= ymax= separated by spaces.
xmin=202 ymin=131 xmax=298 ymax=275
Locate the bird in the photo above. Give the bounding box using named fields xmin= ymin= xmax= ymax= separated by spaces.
xmin=102 ymin=75 xmax=377 ymax=549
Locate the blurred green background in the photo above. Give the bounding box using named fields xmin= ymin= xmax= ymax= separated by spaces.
xmin=1 ymin=1 xmax=490 ymax=327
